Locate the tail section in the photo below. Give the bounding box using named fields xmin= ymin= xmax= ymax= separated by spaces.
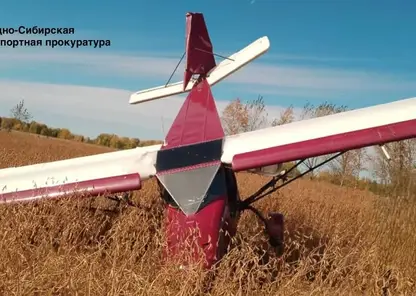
xmin=129 ymin=11 xmax=270 ymax=105
xmin=183 ymin=12 xmax=216 ymax=90
xmin=129 ymin=36 xmax=270 ymax=105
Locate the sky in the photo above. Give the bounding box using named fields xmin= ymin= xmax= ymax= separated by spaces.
xmin=0 ymin=0 xmax=415 ymax=140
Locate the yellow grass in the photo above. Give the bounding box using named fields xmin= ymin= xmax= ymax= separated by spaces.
xmin=0 ymin=130 xmax=415 ymax=295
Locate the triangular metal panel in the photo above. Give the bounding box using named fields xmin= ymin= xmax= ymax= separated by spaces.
xmin=157 ymin=163 xmax=220 ymax=215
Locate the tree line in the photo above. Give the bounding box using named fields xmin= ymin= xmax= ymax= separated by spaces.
xmin=0 ymin=100 xmax=162 ymax=149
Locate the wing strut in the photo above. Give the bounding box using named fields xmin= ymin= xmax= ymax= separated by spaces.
xmin=379 ymin=145 xmax=391 ymax=161
xmin=239 ymin=151 xmax=345 ymax=208
xmin=235 ymin=151 xmax=345 ymax=253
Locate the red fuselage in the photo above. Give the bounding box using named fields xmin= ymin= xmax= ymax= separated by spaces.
xmin=161 ymin=167 xmax=241 ymax=268
xmin=154 ymin=12 xmax=241 ymax=269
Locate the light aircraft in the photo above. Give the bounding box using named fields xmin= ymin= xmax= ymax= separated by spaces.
xmin=1 ymin=12 xmax=416 ymax=269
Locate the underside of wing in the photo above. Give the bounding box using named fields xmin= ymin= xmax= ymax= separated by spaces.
xmin=221 ymin=97 xmax=416 ymax=171
xmin=0 ymin=145 xmax=161 ymax=203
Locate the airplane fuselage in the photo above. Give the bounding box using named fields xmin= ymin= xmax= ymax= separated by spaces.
xmin=160 ymin=166 xmax=241 ymax=267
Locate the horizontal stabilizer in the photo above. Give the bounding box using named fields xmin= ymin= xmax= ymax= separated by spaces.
xmin=129 ymin=36 xmax=270 ymax=104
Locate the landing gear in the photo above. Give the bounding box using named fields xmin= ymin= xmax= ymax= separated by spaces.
xmin=238 ymin=151 xmax=345 ymax=252
xmin=107 ymin=192 xmax=132 ymax=205
xmin=265 ymin=212 xmax=284 ymax=256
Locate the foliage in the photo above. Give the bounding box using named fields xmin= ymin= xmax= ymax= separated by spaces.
xmin=271 ymin=105 xmax=295 ymax=126
xmin=221 ymin=95 xmax=269 ymax=135
xmin=0 ymin=117 xmax=14 ymax=132
xmin=299 ymin=101 xmax=348 ymax=119
xmin=371 ymin=140 xmax=416 ymax=198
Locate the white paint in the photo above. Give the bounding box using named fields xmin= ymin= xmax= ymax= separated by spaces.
xmin=221 ymin=97 xmax=416 ymax=163
xmin=128 ymin=36 xmax=270 ymax=104
xmin=380 ymin=145 xmax=391 ymax=161
xmin=0 ymin=144 xmax=161 ymax=195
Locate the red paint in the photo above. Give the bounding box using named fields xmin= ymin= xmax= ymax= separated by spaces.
xmin=163 ymin=78 xmax=224 ymax=148
xmin=232 ymin=118 xmax=416 ymax=171
xmin=183 ymin=12 xmax=216 ymax=91
xmin=0 ymin=173 xmax=141 ymax=202
xmin=164 ymin=197 xmax=231 ymax=267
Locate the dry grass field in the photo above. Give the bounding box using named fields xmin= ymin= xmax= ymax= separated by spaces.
xmin=0 ymin=130 xmax=415 ymax=295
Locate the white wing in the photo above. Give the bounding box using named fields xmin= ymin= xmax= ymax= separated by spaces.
xmin=0 ymin=144 xmax=161 ymax=203
xmin=221 ymin=97 xmax=416 ymax=171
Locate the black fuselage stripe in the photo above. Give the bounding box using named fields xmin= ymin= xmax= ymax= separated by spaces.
xmin=155 ymin=138 xmax=224 ymax=172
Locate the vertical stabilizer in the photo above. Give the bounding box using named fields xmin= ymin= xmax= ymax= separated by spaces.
xmin=183 ymin=13 xmax=217 ymax=91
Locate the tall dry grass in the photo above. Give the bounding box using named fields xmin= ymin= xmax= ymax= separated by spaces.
xmin=0 ymin=130 xmax=415 ymax=295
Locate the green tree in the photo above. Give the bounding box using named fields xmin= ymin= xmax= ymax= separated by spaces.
xmin=1 ymin=118 xmax=14 ymax=132
xmin=109 ymin=135 xmax=124 ymax=149
xmin=48 ymin=128 xmax=60 ymax=138
xmin=58 ymin=128 xmax=72 ymax=140
xmin=95 ymin=133 xmax=112 ymax=146
xmin=29 ymin=121 xmax=41 ymax=134
xmin=39 ymin=124 xmax=49 ymax=136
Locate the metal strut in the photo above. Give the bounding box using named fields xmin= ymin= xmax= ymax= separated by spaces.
xmin=165 ymin=51 xmax=186 ymax=87
xmin=194 ymin=48 xmax=235 ymax=61
xmin=240 ymin=151 xmax=345 ymax=209
xmin=164 ymin=48 xmax=235 ymax=87
xmin=237 ymin=152 xmax=345 ymax=250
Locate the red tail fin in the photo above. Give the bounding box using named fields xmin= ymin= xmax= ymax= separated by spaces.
xmin=183 ymin=13 xmax=217 ymax=91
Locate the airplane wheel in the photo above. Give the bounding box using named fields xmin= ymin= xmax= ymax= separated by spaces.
xmin=265 ymin=212 xmax=284 ymax=256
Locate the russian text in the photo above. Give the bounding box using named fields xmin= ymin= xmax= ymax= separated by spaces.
xmin=0 ymin=26 xmax=75 ymax=36
xmin=45 ymin=39 xmax=111 ymax=48
xmin=0 ymin=39 xmax=42 ymax=47
xmin=0 ymin=39 xmax=111 ymax=48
